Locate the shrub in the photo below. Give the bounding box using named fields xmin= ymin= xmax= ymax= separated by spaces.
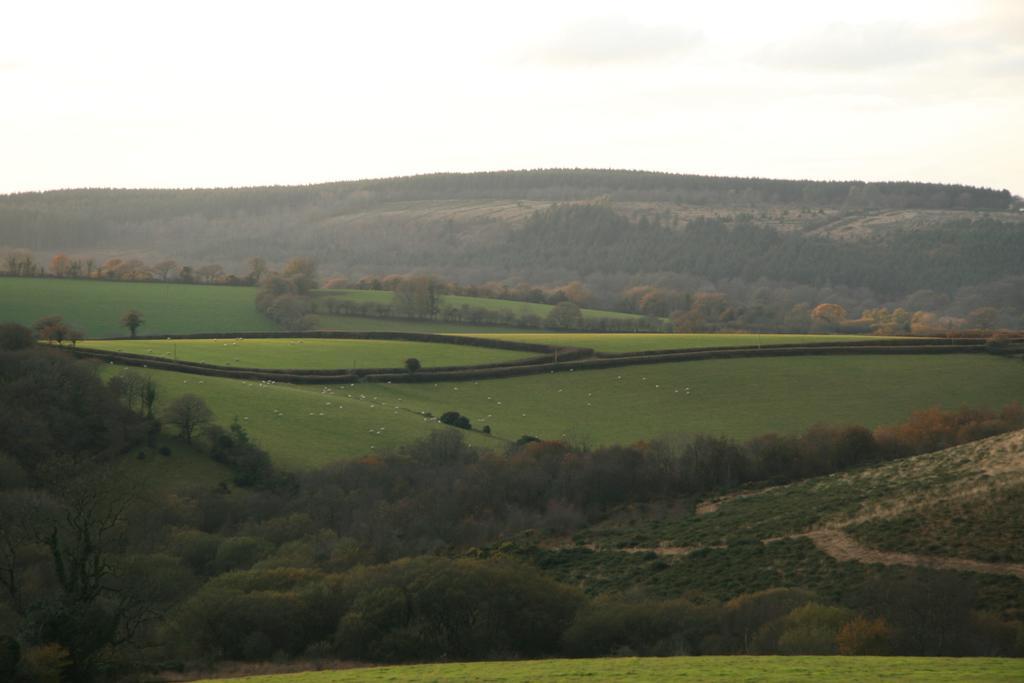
xmin=0 ymin=323 xmax=34 ymax=351
xmin=774 ymin=603 xmax=855 ymax=655
xmin=439 ymin=411 xmax=472 ymax=430
xmin=563 ymin=597 xmax=720 ymax=657
xmin=836 ymin=616 xmax=894 ymax=655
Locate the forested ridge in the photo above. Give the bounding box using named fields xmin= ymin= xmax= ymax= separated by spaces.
xmin=3 ymin=169 xmax=1023 ymax=328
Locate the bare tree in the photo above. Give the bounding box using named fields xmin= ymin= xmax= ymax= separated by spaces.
xmin=152 ymin=259 xmax=178 ymax=281
xmin=164 ymin=394 xmax=213 ymax=443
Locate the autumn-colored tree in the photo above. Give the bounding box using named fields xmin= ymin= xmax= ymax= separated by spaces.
xmin=152 ymin=259 xmax=178 ymax=281
xmin=195 ymin=264 xmax=225 ymax=284
xmin=776 ymin=603 xmax=855 ymax=654
xmin=811 ymin=303 xmax=847 ymax=326
xmin=49 ymin=253 xmax=72 ymax=277
xmin=33 ymin=315 xmax=72 ymax=345
xmin=559 ymin=281 xmax=592 ymax=307
xmin=99 ymin=258 xmax=123 ymax=279
xmin=836 ymin=616 xmax=893 ymax=655
xmin=910 ymin=311 xmax=940 ymax=335
xmin=281 ymin=257 xmax=319 ymax=293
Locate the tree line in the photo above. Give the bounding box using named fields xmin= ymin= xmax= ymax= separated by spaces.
xmin=1 ymin=249 xmax=270 ymax=286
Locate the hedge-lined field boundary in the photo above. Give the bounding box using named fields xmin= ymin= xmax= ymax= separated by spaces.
xmin=68 ymin=332 xmax=1022 ymax=384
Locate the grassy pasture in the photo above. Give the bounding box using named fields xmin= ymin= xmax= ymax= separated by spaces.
xmin=0 ymin=276 xmax=275 ymax=337
xmin=122 ymin=367 xmax=499 ymax=469
xmin=317 ymin=288 xmax=647 ymax=321
xmin=315 ymin=313 xmax=530 ymax=334
xmin=127 ymin=354 xmax=1024 ymax=468
xmin=194 ymin=655 xmax=1024 ymax=682
xmin=359 ymin=354 xmax=1024 ymax=448
xmin=473 ymin=332 xmax=891 ymax=353
xmin=79 ymin=337 xmax=535 ymax=369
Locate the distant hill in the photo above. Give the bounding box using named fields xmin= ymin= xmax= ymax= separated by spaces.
xmin=2 ymin=169 xmax=1022 ymax=326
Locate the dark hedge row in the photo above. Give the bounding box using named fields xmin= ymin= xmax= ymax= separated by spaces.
xmin=593 ymin=337 xmax=991 ymax=359
xmin=73 ymin=345 xmax=592 ymax=377
xmin=95 ymin=330 xmax=558 ymax=353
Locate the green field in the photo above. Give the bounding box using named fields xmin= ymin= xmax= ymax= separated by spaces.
xmin=194 ymin=656 xmax=1024 ymax=682
xmin=317 ymin=288 xmax=647 ymax=322
xmin=130 ymin=354 xmax=1024 ymax=468
xmin=0 ymin=277 xmax=275 ymax=337
xmin=80 ymin=338 xmax=535 ymax=369
xmin=316 ymin=313 xmax=531 ymax=334
xmin=472 ymin=332 xmax=890 ymax=353
xmin=126 ymin=367 xmax=499 ymax=469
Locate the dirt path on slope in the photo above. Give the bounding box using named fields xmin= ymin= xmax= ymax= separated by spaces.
xmin=802 ymin=528 xmax=1024 ymax=579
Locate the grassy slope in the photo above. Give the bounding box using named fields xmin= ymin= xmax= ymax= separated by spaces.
xmin=80 ymin=338 xmax=534 ymax=370
xmin=315 ymin=313 xmax=531 ymax=334
xmin=317 ymin=288 xmax=646 ymax=321
xmin=472 ymin=332 xmax=889 ymax=353
xmin=131 ymin=354 xmax=1024 ymax=469
xmin=360 ymin=355 xmax=1024 ymax=447
xmin=0 ymin=277 xmax=275 ymax=337
xmin=194 ymin=656 xmax=1024 ymax=682
xmin=118 ymin=435 xmax=232 ymax=494
xmin=128 ymin=367 xmax=499 ymax=469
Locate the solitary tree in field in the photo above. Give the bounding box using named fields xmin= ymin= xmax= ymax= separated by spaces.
xmin=120 ymin=310 xmax=144 ymax=338
xmin=33 ymin=315 xmax=72 ymax=345
xmin=405 ymin=357 xmax=421 ymax=373
xmin=164 ymin=394 xmax=213 ymax=444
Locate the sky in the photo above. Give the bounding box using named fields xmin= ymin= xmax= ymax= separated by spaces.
xmin=1 ymin=0 xmax=1022 ymax=195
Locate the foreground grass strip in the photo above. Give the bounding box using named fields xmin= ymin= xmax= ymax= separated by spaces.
xmin=195 ymin=655 xmax=1024 ymax=682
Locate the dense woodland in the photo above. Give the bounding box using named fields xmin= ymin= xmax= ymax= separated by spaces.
xmin=1 ymin=335 xmax=1022 ymax=680
xmin=2 ymin=170 xmax=1022 ymax=330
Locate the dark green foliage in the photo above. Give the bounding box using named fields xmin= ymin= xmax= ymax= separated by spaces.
xmin=119 ymin=309 xmax=144 ymax=338
xmin=205 ymin=420 xmax=276 ymax=488
xmin=0 ymin=323 xmax=33 ymax=351
xmin=335 ymin=557 xmax=582 ymax=662
xmin=439 ymin=411 xmax=471 ymax=430
xmin=404 ymin=357 xmax=421 ymax=373
xmin=563 ymin=597 xmax=721 ymax=656
xmin=0 ymin=635 xmax=18 ymax=680
xmin=0 ymin=348 xmax=146 ymax=472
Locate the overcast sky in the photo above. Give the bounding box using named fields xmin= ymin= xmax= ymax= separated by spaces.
xmin=2 ymin=0 xmax=1021 ymax=195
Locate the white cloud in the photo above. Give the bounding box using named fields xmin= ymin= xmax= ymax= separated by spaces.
xmin=531 ymin=17 xmax=702 ymax=66
xmin=756 ymin=22 xmax=946 ymax=71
